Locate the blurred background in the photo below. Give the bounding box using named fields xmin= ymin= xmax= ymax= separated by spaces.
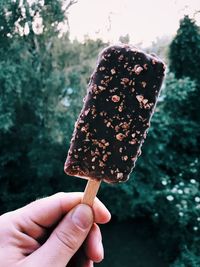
xmin=0 ymin=0 xmax=200 ymax=266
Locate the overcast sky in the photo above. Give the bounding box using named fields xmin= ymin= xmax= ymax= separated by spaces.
xmin=68 ymin=0 xmax=200 ymax=46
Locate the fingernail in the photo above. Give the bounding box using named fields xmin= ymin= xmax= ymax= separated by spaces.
xmin=99 ymin=239 xmax=104 ymax=260
xmin=88 ymin=260 xmax=94 ymax=267
xmin=71 ymin=204 xmax=93 ymax=229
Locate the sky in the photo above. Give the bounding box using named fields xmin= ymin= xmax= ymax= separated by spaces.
xmin=68 ymin=0 xmax=200 ymax=46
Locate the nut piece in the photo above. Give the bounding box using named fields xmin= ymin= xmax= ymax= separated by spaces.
xmin=143 ymin=63 xmax=148 ymax=70
xmin=118 ymin=54 xmax=124 ymax=61
xmin=129 ymin=139 xmax=137 ymax=145
xmin=81 ymin=126 xmax=87 ymax=132
xmin=121 ymin=78 xmax=129 ymax=84
xmin=117 ymin=173 xmax=123 ymax=179
xmin=118 ymin=106 xmax=123 ymax=112
xmin=99 ymin=66 xmax=105 ymax=71
xmin=122 ymin=155 xmax=128 ymax=161
xmin=134 ymin=65 xmax=143 ymax=75
xmin=111 ymin=95 xmax=120 ymax=102
xmin=84 ymin=108 xmax=90 ymax=116
xmin=136 ymin=95 xmax=144 ymax=103
xmin=98 ymin=86 xmax=106 ymax=91
xmin=143 ymin=99 xmax=148 ymax=105
xmin=103 ymin=155 xmax=108 ymax=162
xmin=116 ymin=133 xmax=125 ymax=141
xmin=91 ymin=157 xmax=96 ymax=162
xmin=111 ymin=68 xmax=116 ymax=74
xmin=141 ymin=81 xmax=147 ymax=88
xmin=99 ymin=161 xmax=104 ymax=167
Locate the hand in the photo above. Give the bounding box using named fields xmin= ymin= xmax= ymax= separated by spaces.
xmin=0 ymin=192 xmax=111 ymax=267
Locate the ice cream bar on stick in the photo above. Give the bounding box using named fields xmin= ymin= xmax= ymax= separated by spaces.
xmin=64 ymin=44 xmax=165 ymax=206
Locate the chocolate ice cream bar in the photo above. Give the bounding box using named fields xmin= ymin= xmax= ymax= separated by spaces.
xmin=64 ymin=44 xmax=165 ymax=183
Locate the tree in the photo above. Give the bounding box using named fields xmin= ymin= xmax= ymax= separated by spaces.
xmin=1 ymin=4 xmax=200 ymax=265
xmin=119 ymin=34 xmax=130 ymax=44
xmin=0 ymin=0 xmax=79 ymax=212
xmin=169 ymin=15 xmax=200 ymax=81
xmin=0 ymin=0 xmax=108 ymax=213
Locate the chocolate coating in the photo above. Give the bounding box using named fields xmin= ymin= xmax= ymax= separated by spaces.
xmin=64 ymin=44 xmax=165 ymax=183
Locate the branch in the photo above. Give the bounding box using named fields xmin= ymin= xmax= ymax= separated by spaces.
xmin=62 ymin=0 xmax=78 ymax=33
xmin=64 ymin=0 xmax=78 ymax=12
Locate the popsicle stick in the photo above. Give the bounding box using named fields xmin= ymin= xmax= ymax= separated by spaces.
xmin=82 ymin=179 xmax=101 ymax=206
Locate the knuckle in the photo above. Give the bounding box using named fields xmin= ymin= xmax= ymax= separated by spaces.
xmin=54 ymin=228 xmax=80 ymax=253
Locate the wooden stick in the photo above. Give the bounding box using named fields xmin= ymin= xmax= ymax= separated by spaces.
xmin=82 ymin=179 xmax=101 ymax=206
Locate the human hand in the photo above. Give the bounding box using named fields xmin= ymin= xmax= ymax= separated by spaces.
xmin=0 ymin=192 xmax=111 ymax=267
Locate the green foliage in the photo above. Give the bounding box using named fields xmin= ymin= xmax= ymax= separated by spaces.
xmin=146 ymin=36 xmax=172 ymax=65
xmin=169 ymin=15 xmax=200 ymax=81
xmin=1 ymin=4 xmax=200 ymax=265
xmin=99 ymin=72 xmax=200 ymax=263
xmin=0 ymin=0 xmax=106 ymax=213
xmin=171 ymin=248 xmax=200 ymax=267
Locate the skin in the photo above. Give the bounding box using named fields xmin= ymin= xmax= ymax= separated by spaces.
xmin=0 ymin=192 xmax=111 ymax=267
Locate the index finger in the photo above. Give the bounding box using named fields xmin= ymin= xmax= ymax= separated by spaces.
xmin=15 ymin=192 xmax=111 ymax=228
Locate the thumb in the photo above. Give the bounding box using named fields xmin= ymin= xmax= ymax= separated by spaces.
xmin=30 ymin=204 xmax=94 ymax=267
